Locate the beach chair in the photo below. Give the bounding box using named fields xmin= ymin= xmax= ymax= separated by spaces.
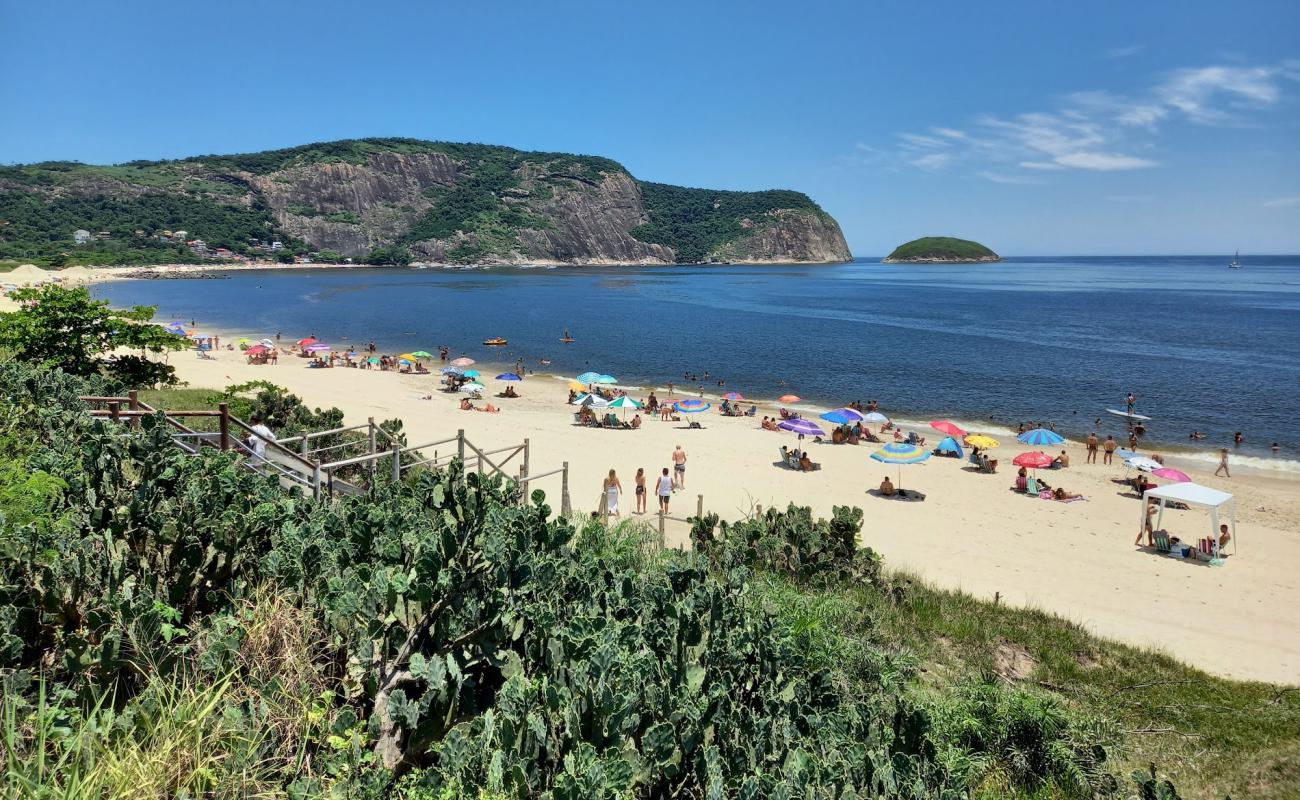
xmin=1025 ymin=477 xmax=1039 ymax=494
xmin=1153 ymin=532 xmax=1171 ymax=553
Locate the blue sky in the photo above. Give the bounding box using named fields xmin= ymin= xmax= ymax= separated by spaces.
xmin=2 ymin=0 xmax=1298 ymax=255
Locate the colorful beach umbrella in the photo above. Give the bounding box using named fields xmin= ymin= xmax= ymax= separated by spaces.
xmin=411 ymin=350 xmax=434 ymax=359
xmin=576 ymin=393 xmax=609 ymax=408
xmin=576 ymin=371 xmax=602 ymax=383
xmin=870 ymin=442 xmax=931 ymax=488
xmin=462 ymin=369 xmax=481 ymax=378
xmin=164 ymin=322 xmax=187 ymax=334
xmin=244 ymin=344 xmax=269 ymax=355
xmin=1017 ymin=428 xmax=1065 ymax=446
xmin=930 ymin=419 xmax=966 ymax=437
xmin=722 ymin=392 xmax=745 ymax=401
xmin=820 ymin=407 xmax=865 ymax=425
xmin=778 ymin=394 xmax=801 ymax=404
xmin=366 ymin=356 xmax=381 ymax=364
xmin=861 ymin=411 xmax=890 ymax=424
xmin=297 ymin=337 xmax=317 ymax=346
xmin=593 ymin=374 xmax=618 ymax=385
xmin=674 ymin=399 xmax=712 ymax=413
xmin=934 ymin=436 xmax=964 ymax=458
xmin=398 ymin=353 xmax=419 ymax=361
xmin=1012 ymin=451 xmax=1054 ymax=469
xmin=608 ymin=396 xmax=642 ymax=408
xmin=451 ymin=357 xmax=475 ymax=367
xmin=1125 ymin=456 xmax=1164 ymax=473
xmin=965 ymin=434 xmax=1000 ymax=449
xmin=440 ymin=366 xmax=463 ymax=375
xmin=305 ymin=343 xmax=331 ymax=352
xmin=1151 ymin=467 xmax=1191 ymax=482
xmin=495 ymin=372 xmax=522 ymax=381
xmin=1115 ymin=448 xmax=1139 ymax=460
xmin=778 ymin=418 xmax=824 ymax=437
xmin=567 ymin=380 xmax=585 ymax=391
xmin=459 ymin=382 xmax=486 ymax=393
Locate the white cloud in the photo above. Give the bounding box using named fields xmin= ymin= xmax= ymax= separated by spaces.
xmin=882 ymin=58 xmax=1297 ymax=181
xmin=909 ymin=153 xmax=951 ymax=171
xmin=1261 ymin=196 xmax=1300 ymax=208
xmin=978 ymin=170 xmax=1039 ymax=184
xmin=1104 ymin=44 xmax=1146 ymax=59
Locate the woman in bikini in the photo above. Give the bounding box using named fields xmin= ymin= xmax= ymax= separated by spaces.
xmin=634 ymin=468 xmax=647 ymax=514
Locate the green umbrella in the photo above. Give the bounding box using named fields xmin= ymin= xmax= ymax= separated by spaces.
xmin=366 ymin=356 xmax=380 ymax=364
xmin=411 ymin=350 xmax=434 ymax=358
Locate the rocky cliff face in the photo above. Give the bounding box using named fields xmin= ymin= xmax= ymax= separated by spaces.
xmin=0 ymin=138 xmax=852 ymax=266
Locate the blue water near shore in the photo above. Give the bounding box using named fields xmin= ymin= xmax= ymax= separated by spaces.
xmin=93 ymin=255 xmax=1300 ymax=469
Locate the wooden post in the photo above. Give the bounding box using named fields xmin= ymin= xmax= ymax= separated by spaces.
xmin=108 ymin=401 xmax=120 ymax=424
xmin=367 ymin=417 xmax=377 ymax=482
xmin=696 ymin=494 xmax=704 ymax=520
xmin=300 ymin=433 xmax=309 ymax=457
xmin=391 ymin=445 xmax=402 ymax=483
xmin=312 ymin=464 xmax=321 ymax=500
xmin=218 ymin=403 xmax=230 ymax=450
xmin=518 ymin=464 xmax=527 ymax=505
xmin=560 ymin=461 xmax=571 ymax=517
xmin=657 ymin=511 xmax=666 ymax=550
xmin=457 ymin=429 xmax=466 ymax=485
xmin=127 ymin=390 xmax=140 ymax=431
xmin=521 ymin=438 xmax=530 ymax=498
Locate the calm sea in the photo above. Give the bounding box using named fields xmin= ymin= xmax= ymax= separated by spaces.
xmin=92 ymin=256 xmax=1300 ymax=471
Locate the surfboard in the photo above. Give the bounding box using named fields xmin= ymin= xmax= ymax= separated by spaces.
xmin=1106 ymin=408 xmax=1152 ymax=421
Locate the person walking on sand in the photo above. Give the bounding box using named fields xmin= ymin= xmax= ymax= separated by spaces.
xmin=1136 ymin=497 xmax=1158 ymax=547
xmin=246 ymin=413 xmax=276 ymax=464
xmin=655 ymin=467 xmax=673 ymax=514
xmin=1086 ymin=432 xmax=1098 ymax=464
xmin=602 ymin=469 xmax=622 ymax=517
xmin=1215 ymin=448 xmax=1230 ymax=478
xmin=672 ymin=445 xmax=687 ymax=490
xmin=634 ymin=468 xmax=647 ymax=515
xmin=1102 ymin=435 xmax=1117 ymax=464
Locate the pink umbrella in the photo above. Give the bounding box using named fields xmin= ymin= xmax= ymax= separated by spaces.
xmin=305 ymin=343 xmax=331 ymax=352
xmin=1151 ymin=467 xmax=1191 ymax=483
xmin=1012 ymin=451 xmax=1053 ymax=469
xmin=451 ymin=357 xmax=475 ymax=367
xmin=244 ymin=344 xmax=269 ymax=355
xmin=930 ymin=419 xmax=966 ymax=437
xmin=722 ymin=392 xmax=745 ymax=401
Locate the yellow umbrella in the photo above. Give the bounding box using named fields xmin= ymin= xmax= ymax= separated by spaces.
xmin=398 ymin=353 xmax=419 ymax=361
xmin=965 ymin=434 xmax=1000 ymax=449
xmin=567 ymin=380 xmax=585 ymax=391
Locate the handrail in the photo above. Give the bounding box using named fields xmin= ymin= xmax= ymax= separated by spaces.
xmin=276 ymin=421 xmax=373 ymax=445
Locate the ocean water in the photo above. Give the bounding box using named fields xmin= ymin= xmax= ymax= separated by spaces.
xmin=92 ymin=256 xmax=1300 ymax=470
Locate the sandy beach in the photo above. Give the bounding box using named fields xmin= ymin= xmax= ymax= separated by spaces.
xmin=151 ymin=336 xmax=1300 ymax=686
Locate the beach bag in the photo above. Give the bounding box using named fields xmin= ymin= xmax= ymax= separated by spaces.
xmin=1199 ymin=537 xmax=1214 ymax=556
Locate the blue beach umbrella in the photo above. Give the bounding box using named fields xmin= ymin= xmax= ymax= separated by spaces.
xmin=870 ymin=442 xmax=932 ymax=490
xmin=495 ymin=372 xmax=522 ymax=381
xmin=777 ymin=418 xmax=825 ymax=437
xmin=1115 ymin=448 xmax=1139 ymax=460
xmin=1017 ymin=428 xmax=1065 ymax=446
xmin=821 ymin=408 xmax=865 ymax=425
xmin=935 ymin=436 xmax=964 ymax=458
xmin=674 ymin=399 xmax=712 ymax=413
xmin=593 ymin=374 xmax=618 ymax=385
xmin=462 ymin=369 xmax=481 ymax=378
xmin=163 ymin=322 xmax=187 ymax=334
xmin=440 ymin=366 xmax=463 ymax=375
xmin=576 ymin=371 xmax=602 ymax=383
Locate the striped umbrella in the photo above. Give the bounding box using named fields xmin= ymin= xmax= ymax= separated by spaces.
xmin=593 ymin=374 xmax=618 ymax=385
xmin=870 ymin=442 xmax=931 ymax=488
xmin=778 ymin=418 xmax=824 ymax=437
xmin=1017 ymin=428 xmax=1065 ymax=446
xmin=722 ymin=392 xmax=745 ymax=401
xmin=576 ymin=371 xmax=602 ymax=383
xmin=674 ymin=399 xmax=712 ymax=413
xmin=608 ymin=396 xmax=642 ymax=408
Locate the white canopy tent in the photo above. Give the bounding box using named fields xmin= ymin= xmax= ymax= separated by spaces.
xmin=1142 ymin=482 xmax=1236 ymax=557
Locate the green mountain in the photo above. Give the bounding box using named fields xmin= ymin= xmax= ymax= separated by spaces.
xmin=883 ymin=236 xmax=1001 ymax=263
xmin=0 ymin=138 xmax=850 ymax=266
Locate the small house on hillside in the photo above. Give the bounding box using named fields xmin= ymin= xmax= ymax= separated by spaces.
xmin=73 ymin=229 xmax=91 ymax=245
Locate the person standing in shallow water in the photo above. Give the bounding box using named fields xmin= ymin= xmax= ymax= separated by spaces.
xmin=1215 ymin=448 xmax=1231 ymax=478
xmin=1086 ymin=431 xmax=1098 ymax=464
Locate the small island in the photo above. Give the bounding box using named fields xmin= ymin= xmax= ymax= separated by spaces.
xmin=882 ymin=236 xmax=1002 ymax=263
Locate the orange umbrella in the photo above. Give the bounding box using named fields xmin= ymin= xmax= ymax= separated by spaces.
xmin=778 ymin=394 xmax=800 ymax=403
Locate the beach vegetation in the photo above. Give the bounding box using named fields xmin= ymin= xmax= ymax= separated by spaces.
xmin=630 ymin=182 xmax=822 ymax=263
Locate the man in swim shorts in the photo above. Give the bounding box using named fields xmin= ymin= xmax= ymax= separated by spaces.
xmin=672 ymin=444 xmax=687 ymax=489
xmin=1102 ymin=435 xmax=1117 ymax=465
xmin=1086 ymin=432 xmax=1098 ymax=464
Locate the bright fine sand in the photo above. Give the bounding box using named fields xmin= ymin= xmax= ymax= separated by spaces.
xmin=157 ymin=341 xmax=1300 ymax=685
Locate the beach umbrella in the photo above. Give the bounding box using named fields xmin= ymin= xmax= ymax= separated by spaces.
xmin=259 ymin=338 xmax=275 ymax=347
xmin=577 ymin=393 xmax=609 ymax=408
xmin=1115 ymin=448 xmax=1139 ymax=460
xmin=778 ymin=394 xmax=801 ymax=404
xmin=398 ymin=353 xmax=419 ymax=361
xmin=965 ymin=434 xmax=1000 ymax=449
xmin=1017 ymin=428 xmax=1065 ymax=446
xmin=576 ymin=371 xmax=602 ymax=383
xmin=440 ymin=366 xmax=463 ymax=375
xmin=870 ymin=442 xmax=932 ymax=489
xmin=451 ymin=357 xmax=475 ymax=367
xmin=674 ymin=399 xmax=712 ymax=413
xmin=495 ymin=372 xmax=522 ymax=381
xmin=861 ymin=411 xmax=890 ymax=424
xmin=722 ymin=392 xmax=745 ymax=401
xmin=460 ymin=382 xmax=486 ymax=393
xmin=778 ymin=418 xmax=824 ymax=437
xmin=1151 ymin=467 xmax=1191 ymax=482
xmin=608 ymin=396 xmax=642 ymax=409
xmin=1125 ymin=456 xmax=1164 ymax=473
xmin=1012 ymin=451 xmax=1054 ymax=469
xmin=297 ymin=337 xmax=317 ymax=346
xmin=935 ymin=436 xmax=964 ymax=458
xmin=930 ymin=419 xmax=966 ymax=437
xmin=164 ymin=322 xmax=187 ymax=334
xmin=567 ymin=380 xmax=585 ymax=391
xmin=305 ymin=343 xmax=331 ymax=352
xmin=411 ymin=350 xmax=434 ymax=359
xmin=366 ymin=356 xmax=381 ymax=364
xmin=462 ymin=369 xmax=481 ymax=378
xmin=398 ymin=359 xmax=412 ymax=366
xmin=820 ymin=407 xmax=865 ymax=425
xmin=244 ymin=344 xmax=269 ymax=355
xmin=593 ymin=374 xmax=618 ymax=385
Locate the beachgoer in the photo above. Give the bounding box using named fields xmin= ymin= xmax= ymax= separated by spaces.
xmin=1053 ymin=487 xmax=1082 ymax=501
xmin=879 ymin=475 xmax=895 ymax=497
xmin=1128 ymin=432 xmax=1139 ymax=450
xmin=603 ymin=469 xmax=622 ymax=517
xmin=1219 ymin=523 xmax=1232 ymax=550
xmin=631 ymin=414 xmax=642 ymax=429
xmin=655 ymin=468 xmax=673 ymax=513
xmin=1271 ymin=441 xmax=1280 ymax=452
xmin=1215 ymin=448 xmax=1230 ymax=478
xmin=1053 ymin=450 xmax=1070 ymax=468
xmin=246 ymin=414 xmax=276 ymax=461
xmin=1086 ymin=432 xmax=1098 ymax=463
xmin=1102 ymin=435 xmax=1117 ymax=464
xmin=799 ymin=452 xmax=815 ymax=472
xmin=1126 ymin=392 xmax=1136 ymax=414
xmin=635 ymin=468 xmax=647 ymax=514
xmin=1234 ymin=431 xmax=1243 ymax=446
xmin=1015 ymin=467 xmax=1028 ymax=492
xmin=672 ymin=445 xmax=687 ymax=489
xmin=1137 ymin=498 xmax=1157 ymax=546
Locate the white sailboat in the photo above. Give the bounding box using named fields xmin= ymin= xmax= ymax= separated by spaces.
xmin=1228 ymin=250 xmax=1242 ymax=269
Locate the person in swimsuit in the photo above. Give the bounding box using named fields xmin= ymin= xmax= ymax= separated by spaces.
xmin=603 ymin=469 xmax=622 ymax=517
xmin=1085 ymin=432 xmax=1098 ymax=464
xmin=1215 ymin=448 xmax=1230 ymax=478
xmin=1102 ymin=435 xmax=1117 ymax=465
xmin=672 ymin=445 xmax=687 ymax=489
xmin=634 ymin=468 xmax=647 ymax=514
xmin=1137 ymin=498 xmax=1157 ymax=546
